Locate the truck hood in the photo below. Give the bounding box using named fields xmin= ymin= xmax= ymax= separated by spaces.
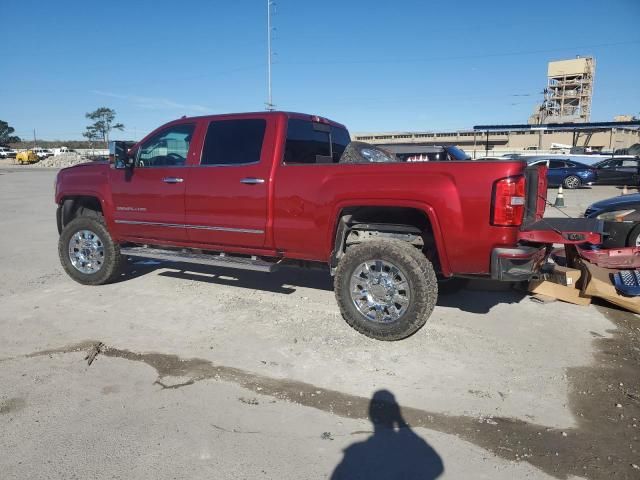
xmin=55 ymin=161 xmax=111 ymax=203
xmin=59 ymin=160 xmax=109 ymax=173
xmin=586 ymin=193 xmax=640 ymax=216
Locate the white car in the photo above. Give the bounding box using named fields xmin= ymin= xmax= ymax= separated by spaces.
xmin=30 ymin=147 xmax=54 ymax=159
xmin=0 ymin=146 xmax=17 ymax=158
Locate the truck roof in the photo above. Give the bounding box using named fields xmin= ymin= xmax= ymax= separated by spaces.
xmin=166 ymin=111 xmax=347 ymax=130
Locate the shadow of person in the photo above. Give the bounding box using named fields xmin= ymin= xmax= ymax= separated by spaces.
xmin=331 ymin=390 xmax=444 ymax=480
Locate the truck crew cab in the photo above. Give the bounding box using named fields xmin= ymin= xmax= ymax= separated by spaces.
xmin=55 ymin=111 xmax=550 ymax=340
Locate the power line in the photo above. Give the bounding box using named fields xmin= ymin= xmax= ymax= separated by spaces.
xmin=279 ymin=40 xmax=640 ymax=67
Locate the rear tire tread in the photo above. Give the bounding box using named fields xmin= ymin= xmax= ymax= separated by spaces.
xmin=334 ymin=240 xmax=437 ymax=341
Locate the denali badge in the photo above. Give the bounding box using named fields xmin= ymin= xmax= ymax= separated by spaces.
xmin=116 ymin=206 xmax=147 ymax=212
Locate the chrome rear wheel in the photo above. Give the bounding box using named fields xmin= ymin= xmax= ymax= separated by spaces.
xmin=350 ymin=259 xmax=411 ymax=323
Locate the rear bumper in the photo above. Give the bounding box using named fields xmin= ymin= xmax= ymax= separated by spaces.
xmin=491 ymin=246 xmax=546 ymax=281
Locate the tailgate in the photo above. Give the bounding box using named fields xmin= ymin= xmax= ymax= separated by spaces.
xmin=523 ymin=164 xmax=548 ymax=225
xmin=519 ymin=218 xmax=605 ymax=244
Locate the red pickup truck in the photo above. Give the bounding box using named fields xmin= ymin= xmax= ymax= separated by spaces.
xmin=55 ymin=111 xmax=549 ymax=340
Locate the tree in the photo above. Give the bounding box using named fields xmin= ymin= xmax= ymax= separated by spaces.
xmin=0 ymin=120 xmax=21 ymax=144
xmin=83 ymin=107 xmax=124 ymax=145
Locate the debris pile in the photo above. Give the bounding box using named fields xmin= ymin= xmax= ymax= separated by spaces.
xmin=529 ymin=246 xmax=640 ymax=313
xmin=35 ymin=152 xmax=90 ymax=168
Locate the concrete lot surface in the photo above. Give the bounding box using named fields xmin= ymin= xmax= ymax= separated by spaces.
xmin=1 ymin=168 xmax=639 ymax=479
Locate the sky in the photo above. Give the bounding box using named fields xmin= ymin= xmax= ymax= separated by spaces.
xmin=1 ymin=0 xmax=639 ymax=140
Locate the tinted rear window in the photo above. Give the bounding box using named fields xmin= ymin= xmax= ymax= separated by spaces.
xmin=284 ymin=119 xmax=350 ymax=164
xmin=549 ymin=160 xmax=566 ymax=169
xmin=201 ymin=119 xmax=266 ymax=165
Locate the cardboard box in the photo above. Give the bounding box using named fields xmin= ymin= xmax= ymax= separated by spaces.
xmin=552 ymin=266 xmax=582 ymax=287
xmin=529 ymin=280 xmax=592 ymax=306
xmin=581 ymin=261 xmax=640 ymax=314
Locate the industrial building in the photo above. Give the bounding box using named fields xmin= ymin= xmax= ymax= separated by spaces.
xmin=353 ymin=121 xmax=640 ymax=158
xmin=529 ymin=57 xmax=596 ymax=124
xmin=353 ymin=56 xmax=639 ymax=158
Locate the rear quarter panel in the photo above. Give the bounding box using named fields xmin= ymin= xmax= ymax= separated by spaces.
xmin=272 ymin=160 xmax=528 ymax=275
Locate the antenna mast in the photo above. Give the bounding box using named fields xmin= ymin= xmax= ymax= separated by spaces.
xmin=266 ymin=0 xmax=275 ymax=111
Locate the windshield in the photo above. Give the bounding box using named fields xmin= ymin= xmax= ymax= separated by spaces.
xmin=445 ymin=146 xmax=471 ymax=160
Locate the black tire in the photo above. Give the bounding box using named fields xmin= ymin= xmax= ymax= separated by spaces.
xmin=334 ymin=240 xmax=438 ymax=341
xmin=563 ymin=175 xmax=581 ymax=189
xmin=58 ymin=216 xmax=123 ymax=285
xmin=626 ymin=225 xmax=640 ymax=247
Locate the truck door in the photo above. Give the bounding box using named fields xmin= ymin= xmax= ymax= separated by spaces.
xmin=184 ymin=118 xmax=272 ymax=248
xmin=109 ymin=123 xmax=196 ymax=242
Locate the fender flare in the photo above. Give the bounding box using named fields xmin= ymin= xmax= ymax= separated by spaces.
xmin=328 ymin=200 xmax=451 ymax=276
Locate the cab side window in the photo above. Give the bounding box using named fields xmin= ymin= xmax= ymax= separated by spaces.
xmin=284 ymin=119 xmax=351 ymax=164
xmin=137 ymin=124 xmax=195 ymax=168
xmin=200 ymin=119 xmax=266 ymax=166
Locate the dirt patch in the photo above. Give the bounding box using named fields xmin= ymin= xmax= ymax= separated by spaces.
xmin=19 ymin=309 xmax=640 ymax=479
xmin=0 ymin=397 xmax=26 ymax=415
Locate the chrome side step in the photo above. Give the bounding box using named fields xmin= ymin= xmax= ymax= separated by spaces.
xmin=121 ymin=246 xmax=280 ymax=272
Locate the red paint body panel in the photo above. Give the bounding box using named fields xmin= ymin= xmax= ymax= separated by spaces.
xmin=271 ymin=161 xmax=527 ymax=274
xmin=55 ymin=111 xmax=538 ymax=276
xmin=576 ymin=245 xmax=640 ymax=269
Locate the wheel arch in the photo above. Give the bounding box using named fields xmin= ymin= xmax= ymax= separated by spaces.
xmin=57 ymin=195 xmax=105 ymax=234
xmin=329 ymin=203 xmax=451 ymax=276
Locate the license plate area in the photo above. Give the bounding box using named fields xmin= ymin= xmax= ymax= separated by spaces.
xmin=518 ymin=218 xmax=605 ymax=245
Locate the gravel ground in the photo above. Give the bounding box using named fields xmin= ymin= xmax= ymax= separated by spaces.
xmin=0 ymin=168 xmax=638 ymax=479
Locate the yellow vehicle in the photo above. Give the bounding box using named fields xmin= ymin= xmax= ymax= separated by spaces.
xmin=16 ymin=150 xmax=39 ymax=164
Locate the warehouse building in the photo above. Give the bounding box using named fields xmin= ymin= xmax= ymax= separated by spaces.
xmin=353 ymin=120 xmax=640 ymax=158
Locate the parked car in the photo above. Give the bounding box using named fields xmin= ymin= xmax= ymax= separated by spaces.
xmin=592 ymin=156 xmax=640 ymax=186
xmin=30 ymin=147 xmax=54 ymax=159
xmin=528 ymin=158 xmax=596 ymax=189
xmin=0 ymin=146 xmax=17 ymax=158
xmin=584 ymin=193 xmax=640 ymax=247
xmin=379 ymin=145 xmax=471 ymax=162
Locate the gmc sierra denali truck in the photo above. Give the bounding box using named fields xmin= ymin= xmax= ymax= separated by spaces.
xmin=55 ymin=111 xmax=549 ymax=340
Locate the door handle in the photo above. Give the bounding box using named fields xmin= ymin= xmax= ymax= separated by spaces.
xmin=240 ymin=177 xmax=265 ymax=185
xmin=163 ymin=177 xmax=184 ymax=184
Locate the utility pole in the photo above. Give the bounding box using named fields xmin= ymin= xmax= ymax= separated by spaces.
xmin=266 ymin=0 xmax=275 ymax=111
xmin=33 ymin=129 xmax=36 ymax=148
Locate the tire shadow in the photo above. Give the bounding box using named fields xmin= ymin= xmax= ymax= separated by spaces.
xmin=118 ymin=258 xmax=525 ymax=311
xmin=436 ymin=279 xmax=526 ymax=314
xmin=116 ymin=258 xmax=333 ymax=295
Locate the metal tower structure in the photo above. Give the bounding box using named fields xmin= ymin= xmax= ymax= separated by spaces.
xmin=542 ymin=56 xmax=595 ymax=123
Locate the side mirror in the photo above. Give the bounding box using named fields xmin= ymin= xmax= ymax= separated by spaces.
xmin=109 ymin=140 xmax=137 ymax=169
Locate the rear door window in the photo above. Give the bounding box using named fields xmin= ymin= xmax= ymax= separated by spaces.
xmin=548 ymin=160 xmax=566 ymax=169
xmin=201 ymin=119 xmax=266 ymax=166
xmin=284 ymin=119 xmax=350 ymax=164
xmin=621 ymin=159 xmax=639 ymax=168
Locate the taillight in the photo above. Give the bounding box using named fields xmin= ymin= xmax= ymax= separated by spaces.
xmin=492 ymin=176 xmax=526 ymax=226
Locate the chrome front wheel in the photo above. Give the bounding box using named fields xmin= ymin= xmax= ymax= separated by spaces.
xmin=68 ymin=229 xmax=105 ymax=274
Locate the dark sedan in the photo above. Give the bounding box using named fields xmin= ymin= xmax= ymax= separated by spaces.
xmin=528 ymin=158 xmax=596 ymax=189
xmin=593 ymin=156 xmax=640 ymax=185
xmin=585 ymin=193 xmax=640 ymax=247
